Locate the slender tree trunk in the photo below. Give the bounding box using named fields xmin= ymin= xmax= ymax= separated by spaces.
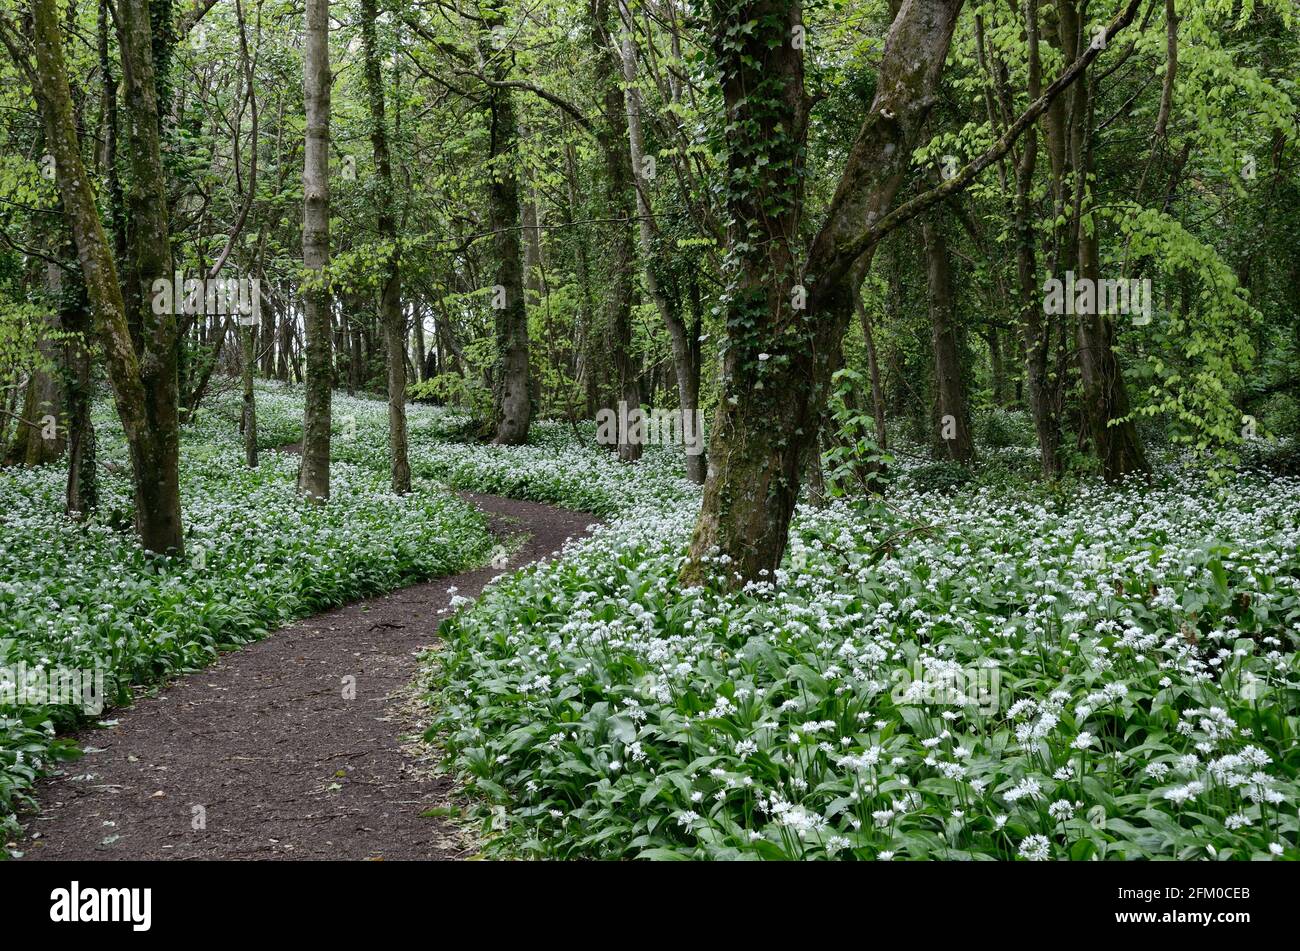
xmin=564 ymin=137 xmax=601 ymax=419
xmin=360 ymin=0 xmax=410 ymax=492
xmin=298 ymin=0 xmax=332 ymax=499
xmin=593 ymin=0 xmax=641 ymax=462
xmin=986 ymin=328 xmax=1005 ymax=407
xmin=1015 ymin=0 xmax=1060 ymax=477
xmin=240 ymin=319 xmax=258 ymax=467
xmin=854 ymin=267 xmax=888 ymax=449
xmin=97 ymin=0 xmax=127 ymax=273
xmin=348 ymin=314 xmax=362 ymax=394
xmin=923 ymin=216 xmax=975 ymax=462
xmin=412 ymin=305 xmax=426 ymax=383
xmin=616 ymin=0 xmax=702 ymax=480
xmin=1068 ymin=38 xmax=1147 ymax=480
xmin=259 ymin=283 xmax=277 ymax=377
xmin=60 ymin=263 xmax=98 ymax=516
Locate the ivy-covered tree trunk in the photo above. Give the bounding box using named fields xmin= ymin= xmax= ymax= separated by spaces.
xmin=299 ymin=0 xmax=332 ymax=499
xmin=684 ymin=0 xmax=964 ymax=586
xmin=923 ymin=216 xmax=975 ymax=462
xmin=480 ymin=2 xmax=531 ymax=446
xmin=683 ymin=0 xmax=811 ymax=584
xmin=360 ymin=0 xmax=410 ymax=493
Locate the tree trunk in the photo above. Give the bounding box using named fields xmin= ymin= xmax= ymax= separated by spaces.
xmin=298 ymin=0 xmax=332 ymax=499
xmin=593 ymin=0 xmax=641 ymax=463
xmin=564 ymin=137 xmax=601 ymax=419
xmin=31 ymin=0 xmax=183 ymax=553
xmin=616 ymin=0 xmax=702 ymax=479
xmin=480 ymin=3 xmax=531 ymax=445
xmin=1015 ymin=0 xmax=1060 ymax=477
xmin=923 ymin=216 xmax=975 ymax=462
xmin=240 ymin=319 xmax=258 ymax=467
xmin=60 ymin=265 xmax=98 ymax=516
xmin=116 ymin=0 xmax=185 ymax=551
xmin=412 ymin=304 xmax=426 ymax=384
xmin=259 ymin=281 xmax=277 ymax=377
xmin=1067 ymin=28 xmax=1148 ymax=481
xmin=986 ymin=328 xmax=1005 ymax=407
xmin=361 ymin=0 xmax=410 ymax=492
xmin=684 ymin=0 xmax=964 ymax=586
xmin=853 ymin=268 xmax=888 ymax=449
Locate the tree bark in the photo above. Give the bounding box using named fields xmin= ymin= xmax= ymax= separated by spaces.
xmin=361 ymin=0 xmax=410 ymax=492
xmin=412 ymin=304 xmax=426 ymax=384
xmin=684 ymin=0 xmax=964 ymax=586
xmin=30 ymin=0 xmax=183 ymax=553
xmin=617 ymin=0 xmax=702 ymax=479
xmin=60 ymin=264 xmax=98 ymax=516
xmin=1013 ymin=0 xmax=1059 ymax=476
xmin=240 ymin=319 xmax=259 ymax=467
xmin=854 ymin=280 xmax=888 ymax=450
xmin=564 ymin=136 xmax=601 ymax=419
xmin=480 ymin=2 xmax=531 ymax=445
xmin=117 ymin=0 xmax=185 ymax=551
xmin=1064 ymin=8 xmax=1148 ymax=481
xmin=299 ymin=0 xmax=332 ymax=499
xmin=923 ymin=216 xmax=975 ymax=462
xmin=591 ymin=0 xmax=641 ymax=462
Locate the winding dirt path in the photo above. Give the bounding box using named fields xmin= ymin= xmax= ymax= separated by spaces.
xmin=19 ymin=493 xmax=594 ymax=861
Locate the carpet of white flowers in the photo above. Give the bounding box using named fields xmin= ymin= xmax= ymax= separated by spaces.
xmin=427 ymin=434 xmax=1300 ymax=860
xmin=0 ymin=386 xmax=492 ymax=846
xmin=4 ymin=384 xmax=1298 ymax=861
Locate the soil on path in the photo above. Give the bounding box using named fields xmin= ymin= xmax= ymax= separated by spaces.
xmin=18 ymin=493 xmax=594 ymax=861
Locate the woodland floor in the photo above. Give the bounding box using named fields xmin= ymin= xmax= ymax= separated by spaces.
xmin=16 ymin=491 xmax=594 ymax=861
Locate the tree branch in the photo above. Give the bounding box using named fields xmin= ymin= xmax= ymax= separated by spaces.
xmin=859 ymin=0 xmax=1145 ymax=254
xmin=460 ymin=71 xmax=596 ymax=135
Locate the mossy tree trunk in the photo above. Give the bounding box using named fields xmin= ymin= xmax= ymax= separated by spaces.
xmin=29 ymin=0 xmax=183 ymax=553
xmin=479 ymin=2 xmax=531 ymax=446
xmin=591 ymin=0 xmax=641 ymax=462
xmin=360 ymin=0 xmax=411 ymax=492
xmin=683 ymin=0 xmax=965 ymax=587
xmin=299 ymin=0 xmax=333 ymax=499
